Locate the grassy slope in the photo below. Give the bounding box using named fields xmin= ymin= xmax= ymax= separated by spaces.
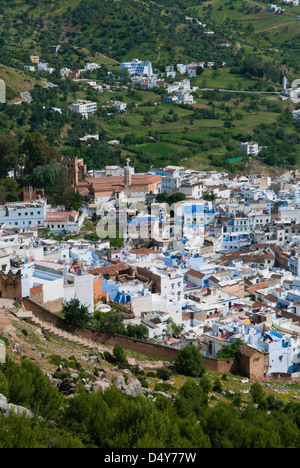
xmin=4 ymin=306 xmax=300 ymax=408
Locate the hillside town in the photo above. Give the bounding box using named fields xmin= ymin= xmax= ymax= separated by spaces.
xmin=1 ymin=0 xmax=300 ymax=450
xmin=2 ymin=157 xmax=300 ymax=380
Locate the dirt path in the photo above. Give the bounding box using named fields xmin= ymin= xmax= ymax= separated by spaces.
xmin=255 ymin=20 xmax=296 ymax=33
xmin=0 ymin=300 xmax=17 ymax=333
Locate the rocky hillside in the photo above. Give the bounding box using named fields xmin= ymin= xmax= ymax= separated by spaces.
xmin=0 ymin=299 xmax=173 ymax=401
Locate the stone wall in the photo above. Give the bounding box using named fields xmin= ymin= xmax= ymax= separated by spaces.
xmin=134 ymin=266 xmax=162 ymax=293
xmin=22 ymin=298 xmax=268 ymax=379
xmin=239 ymin=349 xmax=266 ymax=381
xmin=182 ymin=310 xmax=207 ymax=322
xmin=202 ymin=355 xmax=238 ymax=374
xmin=22 ymin=298 xmax=178 ymax=360
xmin=0 ymin=271 xmax=22 ymax=302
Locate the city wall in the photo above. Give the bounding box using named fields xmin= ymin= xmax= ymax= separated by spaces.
xmin=23 ymin=298 xmax=265 ymax=378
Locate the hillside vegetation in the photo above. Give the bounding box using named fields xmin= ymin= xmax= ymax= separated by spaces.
xmin=2 ymin=309 xmax=300 ymax=448
xmin=0 ymin=0 xmax=299 ymax=174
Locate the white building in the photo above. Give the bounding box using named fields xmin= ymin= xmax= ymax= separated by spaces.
xmin=79 ymin=134 xmax=99 ymax=142
xmin=24 ymin=65 xmax=35 ymax=72
xmin=266 ymin=4 xmax=284 ymax=12
xmin=45 ymin=210 xmax=85 ymax=235
xmin=69 ymin=100 xmax=97 ymax=118
xmin=120 ymin=59 xmax=153 ymax=77
xmin=239 ymin=141 xmax=260 ymax=156
xmin=22 ymin=262 xmax=94 ymax=313
xmin=221 ymin=231 xmax=252 ymax=251
xmin=172 ymin=199 xmax=217 ymax=237
xmin=292 ymin=110 xmax=300 ymax=120
xmin=176 ymin=91 xmax=194 ymax=105
xmin=84 ymin=63 xmax=101 ymax=71
xmin=161 ymin=176 xmax=182 ymax=194
xmin=279 ymin=205 xmax=300 ymax=223
xmin=227 ymin=211 xmax=271 ymax=233
xmin=107 ymin=100 xmax=127 ymax=112
xmin=281 ymin=75 xmax=300 ymax=101
xmin=0 ymin=79 xmax=5 ymax=104
xmin=0 ymin=199 xmax=47 ymax=228
xmin=281 ymin=0 xmax=299 ymax=4
xmin=167 ymin=79 xmax=191 ymax=94
xmin=37 ymin=62 xmax=55 ymax=74
xmin=178 ymin=177 xmax=203 ymax=199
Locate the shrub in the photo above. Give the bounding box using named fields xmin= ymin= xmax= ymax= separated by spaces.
xmin=175 ymin=344 xmax=205 ymax=377
xmin=138 ymin=377 xmax=149 ymax=388
xmin=113 ymin=344 xmax=128 ymax=366
xmin=154 ymin=382 xmax=173 ymax=392
xmin=212 ymin=378 xmax=223 ymax=393
xmin=156 ymin=367 xmax=171 ymax=381
xmin=103 ymin=351 xmax=115 ymax=363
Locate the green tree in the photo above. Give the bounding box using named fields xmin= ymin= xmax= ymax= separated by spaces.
xmin=31 ymin=159 xmax=62 ymax=192
xmin=199 ymin=375 xmax=212 ymax=393
xmin=125 ymin=323 xmax=148 ymax=339
xmin=175 ymin=344 xmax=205 ymax=377
xmin=22 ymin=131 xmax=61 ymax=174
xmin=62 ymin=298 xmax=91 ymax=328
xmin=0 ymin=134 xmax=18 ymax=178
xmin=156 ymin=367 xmax=171 ymax=381
xmin=51 ymin=166 xmax=74 ymax=208
xmin=250 ymin=381 xmax=265 ymax=404
xmin=216 ymin=339 xmax=245 ymax=359
xmin=163 ymin=318 xmax=184 ymax=337
xmin=95 ymin=312 xmax=125 ymax=335
xmin=113 ymin=344 xmax=128 ymax=366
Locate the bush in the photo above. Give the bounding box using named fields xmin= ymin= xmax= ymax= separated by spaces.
xmin=216 ymin=339 xmax=245 ymax=359
xmin=212 ymin=378 xmax=223 ymax=393
xmin=138 ymin=377 xmax=149 ymax=388
xmin=154 ymin=382 xmax=173 ymax=392
xmin=113 ymin=344 xmax=128 ymax=366
xmin=0 ymin=370 xmax=9 ymax=397
xmin=156 ymin=367 xmax=171 ymax=381
xmin=103 ymin=351 xmax=115 ymax=363
xmin=199 ymin=375 xmax=212 ymax=394
xmin=175 ymin=344 xmax=205 ymax=377
xmin=3 ymin=357 xmax=63 ymax=419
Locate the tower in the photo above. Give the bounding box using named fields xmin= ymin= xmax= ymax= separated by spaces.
xmin=61 ymin=156 xmax=79 ymax=189
xmin=283 ymin=75 xmax=288 ymax=91
xmin=124 ymin=158 xmax=132 ymax=187
xmin=0 ymin=79 xmax=6 ymax=104
xmin=282 ymin=64 xmax=289 ymax=94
